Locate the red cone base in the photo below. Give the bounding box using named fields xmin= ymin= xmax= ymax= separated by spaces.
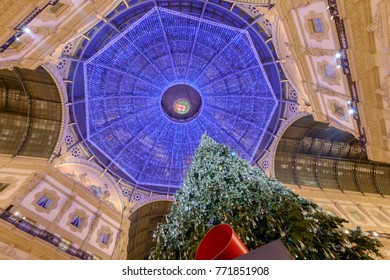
xmin=195 ymin=224 xmax=249 ymax=260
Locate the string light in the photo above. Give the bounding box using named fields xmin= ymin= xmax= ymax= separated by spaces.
xmin=22 ymin=27 xmax=31 ymax=33
xmin=81 ymin=7 xmax=279 ymax=189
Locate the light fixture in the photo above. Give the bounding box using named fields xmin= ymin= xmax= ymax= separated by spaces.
xmin=348 ymin=108 xmax=355 ymax=114
xmin=347 ymin=100 xmax=352 ymax=105
xmin=335 ymin=52 xmax=341 ymax=59
xmin=326 ymin=5 xmax=330 ymax=10
xmin=23 ymin=27 xmax=31 ymax=33
xmin=336 ymin=64 xmax=341 ymax=69
xmin=330 ymin=15 xmax=334 ymax=20
xmin=15 ymin=212 xmax=19 ymax=216
xmin=100 ymin=168 xmax=107 ymax=178
xmin=81 ymin=34 xmax=91 ymax=41
xmin=372 ymin=231 xmax=379 ymax=237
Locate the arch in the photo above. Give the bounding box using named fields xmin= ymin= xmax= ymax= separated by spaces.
xmin=127 ymin=199 xmax=173 ymax=259
xmin=274 ymin=115 xmax=390 ymax=195
xmin=0 ymin=66 xmax=63 ymax=159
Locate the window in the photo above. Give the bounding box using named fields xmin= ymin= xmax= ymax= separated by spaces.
xmin=318 ymin=61 xmax=340 ymax=85
xmin=99 ymin=232 xmax=111 ymax=245
xmin=36 ymin=195 xmax=52 ymax=209
xmin=0 ymin=182 xmax=10 ymax=193
xmin=304 ymin=11 xmax=329 ymax=42
xmin=71 ymin=215 xmax=83 ymax=228
xmin=328 ymin=100 xmax=347 ymax=121
xmin=96 ymin=226 xmax=113 ymax=249
xmin=324 ymin=65 xmax=336 ymax=79
xmin=334 ymin=103 xmax=345 ymax=116
xmin=33 ymin=189 xmax=59 ymax=213
xmin=67 ymin=209 xmax=88 ymax=232
xmin=309 ymin=18 xmax=324 ymax=33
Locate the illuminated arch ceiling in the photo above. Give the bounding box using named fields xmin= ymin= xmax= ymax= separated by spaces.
xmin=70 ymin=0 xmax=285 ymax=194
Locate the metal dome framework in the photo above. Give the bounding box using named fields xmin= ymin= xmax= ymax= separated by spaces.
xmin=69 ymin=0 xmax=286 ymax=194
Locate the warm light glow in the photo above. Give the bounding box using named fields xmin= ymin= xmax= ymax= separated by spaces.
xmin=174 ymin=99 xmax=190 ymax=115
xmin=23 ymin=27 xmax=31 ymax=33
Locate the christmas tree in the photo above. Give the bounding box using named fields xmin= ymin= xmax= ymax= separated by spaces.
xmin=150 ymin=135 xmax=382 ymax=260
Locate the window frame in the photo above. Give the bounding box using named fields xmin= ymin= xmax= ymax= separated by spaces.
xmin=309 ymin=17 xmax=325 ymax=33
xmin=96 ymin=225 xmax=114 ymax=249
xmin=304 ymin=11 xmax=329 ymax=42
xmin=67 ymin=209 xmax=88 ymax=233
xmin=317 ymin=61 xmax=341 ymax=86
xmin=32 ymin=189 xmax=59 ymax=213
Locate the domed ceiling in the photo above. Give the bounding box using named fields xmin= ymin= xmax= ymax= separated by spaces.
xmin=70 ymin=0 xmax=285 ymax=194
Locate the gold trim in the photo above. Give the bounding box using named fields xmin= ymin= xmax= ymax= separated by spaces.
xmin=67 ymin=209 xmax=88 ymax=233
xmin=32 ymin=189 xmax=59 ymax=213
xmin=304 ymin=11 xmax=330 ymax=42
xmin=327 ymin=99 xmax=347 ymax=121
xmin=317 ymin=61 xmax=341 ymax=86
xmin=96 ymin=225 xmax=113 ymax=249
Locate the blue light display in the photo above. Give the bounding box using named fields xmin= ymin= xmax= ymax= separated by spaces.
xmin=82 ymin=7 xmax=278 ymax=190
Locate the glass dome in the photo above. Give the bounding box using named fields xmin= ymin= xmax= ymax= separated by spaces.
xmin=70 ymin=1 xmax=284 ymax=193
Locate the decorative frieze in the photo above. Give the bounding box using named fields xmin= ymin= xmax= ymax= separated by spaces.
xmin=305 ymin=47 xmax=336 ymax=57
xmin=367 ymin=15 xmax=383 ymax=38
xmin=291 ymin=0 xmax=314 ymax=9
xmin=376 ymin=86 xmax=390 ymax=106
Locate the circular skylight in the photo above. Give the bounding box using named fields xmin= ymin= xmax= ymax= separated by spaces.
xmin=70 ymin=1 xmax=284 ymax=193
xmin=161 ymin=84 xmax=201 ymax=122
xmin=174 ymin=99 xmax=190 ymax=115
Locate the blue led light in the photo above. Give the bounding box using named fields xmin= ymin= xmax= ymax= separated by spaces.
xmin=83 ymin=7 xmax=278 ymax=189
